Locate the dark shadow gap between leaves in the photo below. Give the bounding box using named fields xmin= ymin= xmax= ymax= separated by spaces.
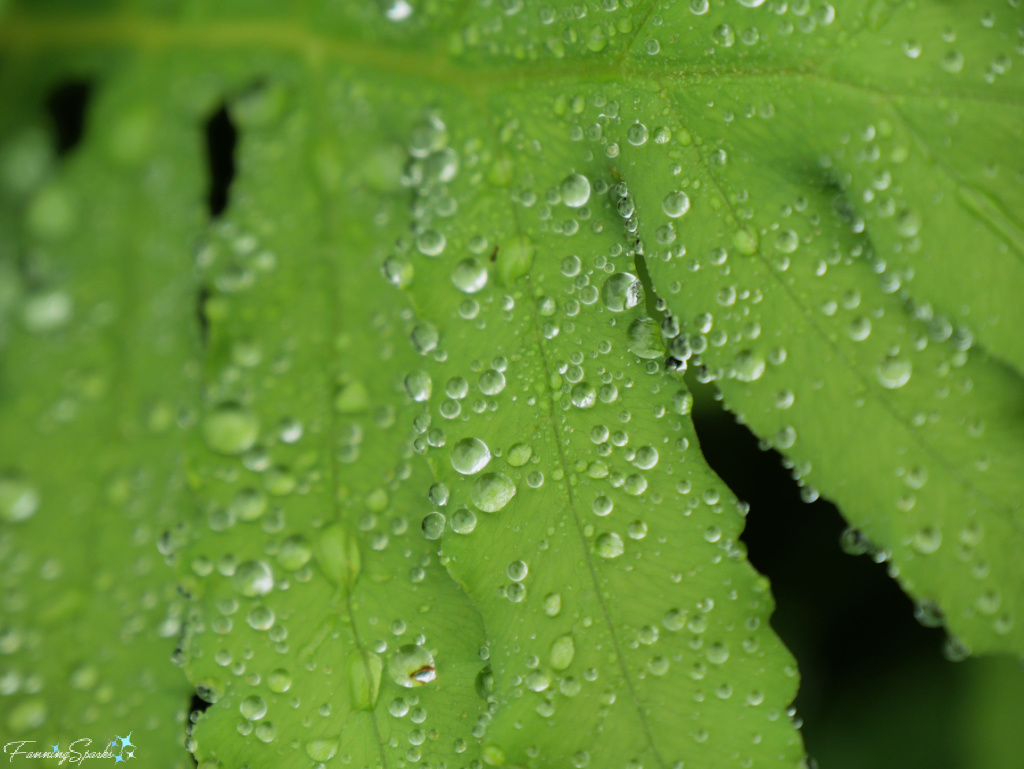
xmin=46 ymin=80 xmax=92 ymax=156
xmin=204 ymin=103 xmax=237 ymax=218
xmin=684 ymin=371 xmax=963 ymax=768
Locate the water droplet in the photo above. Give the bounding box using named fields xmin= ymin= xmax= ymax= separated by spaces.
xmin=775 ymin=229 xmax=799 ymax=253
xmin=305 ymin=739 xmax=339 ymax=762
xmin=451 ymin=507 xmax=477 ymax=534
xmin=0 ymin=474 xmax=40 ymax=522
xmin=627 ymin=317 xmax=663 ymax=359
xmin=239 ymin=694 xmax=267 ymax=721
xmin=662 ymin=191 xmax=690 ymax=218
xmin=560 ymin=173 xmax=591 ymax=208
xmin=410 ymin=323 xmax=439 ymax=355
xmin=479 ymin=369 xmax=506 ymax=396
xmin=733 ymin=226 xmax=759 ymax=255
xmin=733 ymin=350 xmax=766 ymax=382
xmin=422 ymin=512 xmax=446 ymax=540
xmin=550 ymin=634 xmax=575 ymax=670
xmin=912 ymin=526 xmax=942 ymax=555
xmin=404 ymin=371 xmax=432 ymax=402
xmin=234 ymin=561 xmax=274 ymax=597
xmin=451 ymin=437 xmax=491 ymax=474
xmin=389 ymin=644 xmax=437 ymax=688
xmin=507 ymin=442 xmax=533 ymax=467
xmin=602 ymin=273 xmax=643 ymax=312
xmin=202 ymin=403 xmax=259 ymax=455
xmin=268 ymin=669 xmax=292 ymax=693
xmin=627 ymin=122 xmax=649 ymax=146
xmin=452 ymin=258 xmax=488 ymax=293
xmin=571 ymin=382 xmax=597 ymax=409
xmin=507 ymin=560 xmax=528 ymax=581
xmin=416 ymin=230 xmax=446 ymax=257
xmin=471 ymin=473 xmax=516 ymax=512
xmin=543 ymin=592 xmax=562 ymax=616
xmin=595 ymin=532 xmax=624 ymax=558
xmin=877 ymin=356 xmax=912 ymax=389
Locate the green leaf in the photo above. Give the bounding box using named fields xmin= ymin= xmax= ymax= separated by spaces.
xmin=1 ymin=0 xmax=1022 ymax=767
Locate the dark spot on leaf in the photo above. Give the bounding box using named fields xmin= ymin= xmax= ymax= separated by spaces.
xmin=203 ymin=103 xmax=237 ymax=218
xmin=196 ymin=284 xmax=211 ymax=350
xmin=489 ymin=245 xmax=499 ymax=263
xmin=46 ymin=80 xmax=92 ymax=156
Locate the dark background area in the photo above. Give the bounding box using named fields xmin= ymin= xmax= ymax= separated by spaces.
xmin=687 ymin=373 xmax=1024 ymax=769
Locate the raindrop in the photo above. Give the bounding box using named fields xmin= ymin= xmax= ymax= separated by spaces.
xmin=471 ymin=473 xmax=516 ymax=512
xmin=560 ymin=173 xmax=591 ymax=208
xmin=595 ymin=532 xmax=624 ymax=558
xmin=452 ymin=258 xmax=488 ymax=293
xmin=234 ymin=561 xmax=274 ymax=597
xmin=877 ymin=356 xmax=912 ymax=389
xmin=389 ymin=645 xmax=437 ymax=688
xmin=450 ymin=437 xmax=491 ymax=474
xmin=0 ymin=474 xmax=40 ymax=522
xmin=602 ymin=273 xmax=643 ymax=312
xmin=450 ymin=507 xmax=477 ymax=534
xmin=662 ymin=191 xmax=690 ymax=218
xmin=202 ymin=403 xmax=259 ymax=455
xmin=550 ymin=634 xmax=575 ymax=670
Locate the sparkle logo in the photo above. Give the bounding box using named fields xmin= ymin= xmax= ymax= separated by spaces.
xmin=107 ymin=733 xmax=135 ymax=762
xmin=4 ymin=732 xmax=136 ymax=763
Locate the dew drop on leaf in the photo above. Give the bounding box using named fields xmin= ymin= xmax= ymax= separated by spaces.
xmin=595 ymin=532 xmax=624 ymax=558
xmin=304 ymin=739 xmax=339 ymax=762
xmin=662 ymin=190 xmax=691 ymax=218
xmin=471 ymin=473 xmax=516 ymax=512
xmin=239 ymin=694 xmax=267 ymax=721
xmin=550 ymin=634 xmax=575 ymax=670
xmin=0 ymin=474 xmax=40 ymax=522
xmin=601 ymin=273 xmax=643 ymax=312
xmin=877 ymin=356 xmax=912 ymax=389
xmin=451 ymin=258 xmax=488 ymax=293
xmin=233 ymin=560 xmax=274 ymax=597
xmin=389 ymin=644 xmax=437 ymax=688
xmin=450 ymin=437 xmax=491 ymax=474
xmin=450 ymin=506 xmax=477 ymax=534
xmin=560 ymin=173 xmax=591 ymax=208
xmin=202 ymin=403 xmax=259 ymax=455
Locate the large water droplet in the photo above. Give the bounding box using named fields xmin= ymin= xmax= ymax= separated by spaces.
xmin=451 ymin=437 xmax=491 ymax=474
xmin=550 ymin=634 xmax=575 ymax=670
xmin=389 ymin=644 xmax=436 ymax=688
xmin=305 ymin=740 xmax=339 ymax=762
xmin=452 ymin=258 xmax=488 ymax=293
xmin=234 ymin=561 xmax=274 ymax=597
xmin=202 ymin=403 xmax=259 ymax=455
xmin=0 ymin=474 xmax=40 ymax=522
xmin=471 ymin=473 xmax=516 ymax=512
xmin=662 ymin=190 xmax=690 ymax=218
xmin=450 ymin=507 xmax=477 ymax=534
xmin=877 ymin=356 xmax=912 ymax=389
xmin=560 ymin=173 xmax=591 ymax=208
xmin=239 ymin=694 xmax=267 ymax=721
xmin=595 ymin=532 xmax=624 ymax=558
xmin=602 ymin=273 xmax=643 ymax=312
xmin=733 ymin=350 xmax=766 ymax=382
